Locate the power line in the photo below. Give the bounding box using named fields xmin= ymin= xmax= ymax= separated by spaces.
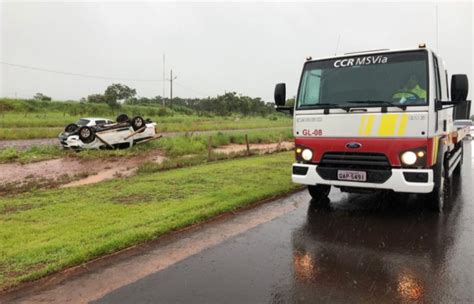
xmin=0 ymin=61 xmax=165 ymax=82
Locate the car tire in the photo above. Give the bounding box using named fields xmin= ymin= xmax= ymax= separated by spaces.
xmin=78 ymin=126 xmax=95 ymax=144
xmin=65 ymin=123 xmax=79 ymax=133
xmin=308 ymin=184 xmax=331 ymax=206
xmin=131 ymin=116 xmax=145 ymax=131
xmin=116 ymin=114 xmax=129 ymax=123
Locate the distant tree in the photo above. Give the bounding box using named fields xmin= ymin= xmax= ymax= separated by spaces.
xmin=33 ymin=93 xmax=51 ymax=101
xmin=470 ymin=114 xmax=474 ymax=121
xmin=104 ymin=83 xmax=137 ymax=102
xmin=86 ymin=94 xmax=107 ymax=104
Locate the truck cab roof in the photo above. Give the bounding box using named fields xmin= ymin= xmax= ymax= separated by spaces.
xmin=305 ymin=46 xmax=439 ymax=63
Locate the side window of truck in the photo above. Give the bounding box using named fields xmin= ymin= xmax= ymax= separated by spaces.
xmin=301 ymin=70 xmax=322 ymax=105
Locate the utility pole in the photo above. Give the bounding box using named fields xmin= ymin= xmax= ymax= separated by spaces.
xmin=162 ymin=53 xmax=166 ymax=106
xmin=169 ymin=69 xmax=177 ymax=103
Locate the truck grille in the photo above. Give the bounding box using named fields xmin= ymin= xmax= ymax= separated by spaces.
xmin=317 ymin=152 xmax=391 ymax=183
xmin=319 ymin=152 xmax=390 ymax=169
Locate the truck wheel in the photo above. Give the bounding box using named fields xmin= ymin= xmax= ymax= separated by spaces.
xmin=308 ymin=184 xmax=331 ymax=205
xmin=131 ymin=116 xmax=145 ymax=131
xmin=426 ymin=159 xmax=447 ymax=212
xmin=116 ymin=114 xmax=129 ymax=123
xmin=65 ymin=123 xmax=79 ymax=133
xmin=78 ymin=126 xmax=95 ymax=144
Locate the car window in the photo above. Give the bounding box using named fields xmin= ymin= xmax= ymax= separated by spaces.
xmin=75 ymin=119 xmax=90 ymax=126
xmin=95 ymin=120 xmax=106 ymax=126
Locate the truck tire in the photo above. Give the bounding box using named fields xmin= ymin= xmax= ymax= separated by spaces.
xmin=308 ymin=184 xmax=331 ymax=205
xmin=425 ymin=157 xmax=447 ymax=212
xmin=131 ymin=116 xmax=145 ymax=131
xmin=78 ymin=126 xmax=95 ymax=144
xmin=65 ymin=123 xmax=79 ymax=133
xmin=116 ymin=114 xmax=129 ymax=123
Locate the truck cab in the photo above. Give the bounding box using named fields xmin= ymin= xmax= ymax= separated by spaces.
xmin=275 ymin=45 xmax=470 ymax=211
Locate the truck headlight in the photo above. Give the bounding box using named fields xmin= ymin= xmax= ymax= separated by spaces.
xmin=302 ymin=149 xmax=313 ymax=161
xmin=401 ymin=151 xmax=417 ymax=165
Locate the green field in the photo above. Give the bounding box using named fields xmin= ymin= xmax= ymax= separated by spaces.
xmin=0 ymin=128 xmax=293 ymax=164
xmin=0 ymin=99 xmax=291 ymax=140
xmin=0 ymin=152 xmax=298 ymax=290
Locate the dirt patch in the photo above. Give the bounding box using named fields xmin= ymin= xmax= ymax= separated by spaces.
xmin=0 ymin=151 xmax=166 ymax=193
xmin=214 ymin=141 xmax=294 ymax=154
xmin=0 ymin=142 xmax=292 ymax=193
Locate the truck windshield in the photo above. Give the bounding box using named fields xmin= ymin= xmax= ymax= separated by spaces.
xmin=297 ymin=51 xmax=428 ymax=109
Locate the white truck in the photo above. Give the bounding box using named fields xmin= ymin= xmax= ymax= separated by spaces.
xmin=275 ymin=45 xmax=471 ymax=211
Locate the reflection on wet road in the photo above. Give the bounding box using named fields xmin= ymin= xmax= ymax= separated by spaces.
xmin=96 ymin=142 xmax=473 ymax=303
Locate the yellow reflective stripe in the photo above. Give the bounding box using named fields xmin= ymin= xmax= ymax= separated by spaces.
xmin=358 ymin=116 xmax=367 ymax=136
xmin=364 ymin=115 xmax=375 ymax=136
xmin=378 ymin=114 xmax=398 ymax=136
xmin=398 ymin=114 xmax=408 ymax=136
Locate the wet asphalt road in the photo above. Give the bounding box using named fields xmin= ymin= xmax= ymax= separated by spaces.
xmin=94 ymin=141 xmax=474 ymax=304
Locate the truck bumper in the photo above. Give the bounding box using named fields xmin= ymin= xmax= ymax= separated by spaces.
xmin=292 ymin=164 xmax=434 ymax=193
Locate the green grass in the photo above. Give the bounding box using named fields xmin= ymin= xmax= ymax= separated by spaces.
xmin=0 ymin=128 xmax=293 ymax=164
xmin=0 ymin=152 xmax=298 ymax=290
xmin=0 ymin=99 xmax=291 ymax=140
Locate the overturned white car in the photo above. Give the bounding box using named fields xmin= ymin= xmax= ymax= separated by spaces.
xmin=58 ymin=114 xmax=159 ymax=150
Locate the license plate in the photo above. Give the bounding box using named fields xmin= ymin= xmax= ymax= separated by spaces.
xmin=337 ymin=170 xmax=367 ymax=182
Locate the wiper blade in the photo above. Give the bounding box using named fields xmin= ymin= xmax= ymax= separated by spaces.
xmin=346 ymin=100 xmax=407 ymax=111
xmin=301 ymin=103 xmax=350 ymax=112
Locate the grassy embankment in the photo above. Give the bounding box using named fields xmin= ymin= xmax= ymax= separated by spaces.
xmin=0 ymin=151 xmax=298 ymax=290
xmin=0 ymin=128 xmax=293 ymax=164
xmin=0 ymin=98 xmax=291 ymax=140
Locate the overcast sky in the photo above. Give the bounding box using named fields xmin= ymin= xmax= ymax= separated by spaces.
xmin=1 ymin=1 xmax=472 ymax=102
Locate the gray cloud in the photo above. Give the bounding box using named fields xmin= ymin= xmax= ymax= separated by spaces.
xmin=1 ymin=1 xmax=472 ymax=102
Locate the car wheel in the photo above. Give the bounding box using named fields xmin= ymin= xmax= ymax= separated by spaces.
xmin=131 ymin=116 xmax=145 ymax=131
xmin=65 ymin=123 xmax=79 ymax=133
xmin=78 ymin=126 xmax=95 ymax=144
xmin=116 ymin=114 xmax=129 ymax=123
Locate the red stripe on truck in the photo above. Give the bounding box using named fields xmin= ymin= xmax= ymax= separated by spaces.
xmin=295 ymin=137 xmax=436 ymax=167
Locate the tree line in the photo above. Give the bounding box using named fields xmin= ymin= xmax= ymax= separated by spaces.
xmin=77 ymin=83 xmax=277 ymax=116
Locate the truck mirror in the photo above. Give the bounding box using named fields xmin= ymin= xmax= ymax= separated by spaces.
xmin=451 ymin=74 xmax=468 ymax=102
xmin=274 ymin=83 xmax=286 ymax=106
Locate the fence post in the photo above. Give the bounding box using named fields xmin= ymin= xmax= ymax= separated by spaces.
xmin=245 ymin=134 xmax=250 ymax=156
xmin=208 ymin=136 xmax=213 ymax=161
